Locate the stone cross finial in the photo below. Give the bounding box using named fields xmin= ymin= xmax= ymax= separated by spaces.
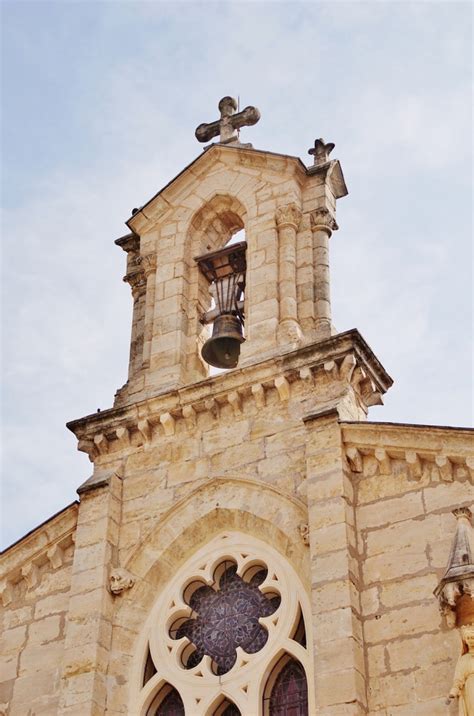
xmin=195 ymin=96 xmax=261 ymax=145
xmin=308 ymin=138 xmax=335 ymax=166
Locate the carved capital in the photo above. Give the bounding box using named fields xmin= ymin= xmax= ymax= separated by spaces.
xmin=275 ymin=203 xmax=302 ymax=230
xmin=310 ymin=207 xmax=339 ymax=235
xmin=142 ymin=253 xmax=157 ymax=277
xmin=454 ymin=507 xmax=473 ymax=522
xmin=124 ymin=270 xmax=146 ymax=299
xmin=109 ymin=568 xmax=136 ymax=595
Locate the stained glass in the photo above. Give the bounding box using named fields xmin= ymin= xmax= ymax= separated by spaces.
xmin=267 ymin=659 xmax=308 ymax=716
xmin=172 ymin=563 xmax=280 ymax=675
xmin=221 ymin=702 xmax=241 ymax=716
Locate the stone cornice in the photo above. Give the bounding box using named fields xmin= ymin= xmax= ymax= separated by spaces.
xmin=0 ymin=502 xmax=78 ymax=604
xmin=66 ymin=329 xmax=393 ymax=462
xmin=341 ymin=421 xmax=474 ymax=483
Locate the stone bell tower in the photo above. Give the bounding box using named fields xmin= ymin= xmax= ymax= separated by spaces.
xmin=109 ymin=97 xmax=384 ymax=415
xmin=60 ymin=97 xmax=394 ymax=716
xmin=4 ymin=96 xmax=472 ymax=716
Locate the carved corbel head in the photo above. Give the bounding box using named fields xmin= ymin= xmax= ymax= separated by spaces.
xmin=109 ymin=567 xmax=136 ymax=595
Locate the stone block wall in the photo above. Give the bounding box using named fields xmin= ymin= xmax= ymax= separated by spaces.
xmin=0 ymin=505 xmax=77 ymax=715
xmin=343 ymin=422 xmax=473 ymax=715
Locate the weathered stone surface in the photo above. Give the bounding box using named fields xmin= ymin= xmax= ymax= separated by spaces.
xmin=1 ymin=113 xmax=472 ymax=716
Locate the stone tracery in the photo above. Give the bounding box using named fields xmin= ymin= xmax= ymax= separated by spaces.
xmin=173 ymin=562 xmax=280 ymax=674
xmin=132 ymin=532 xmax=312 ymax=715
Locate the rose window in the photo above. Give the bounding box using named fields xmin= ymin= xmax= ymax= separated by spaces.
xmin=171 ymin=562 xmax=280 ymax=674
xmin=135 ymin=533 xmax=312 ymax=715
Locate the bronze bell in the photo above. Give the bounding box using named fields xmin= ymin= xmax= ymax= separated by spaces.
xmin=201 ymin=314 xmax=245 ymax=369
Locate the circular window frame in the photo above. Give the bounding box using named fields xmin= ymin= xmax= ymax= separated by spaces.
xmin=132 ymin=532 xmax=312 ymax=716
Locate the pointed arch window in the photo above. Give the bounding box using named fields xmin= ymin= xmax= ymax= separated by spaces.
xmin=264 ymin=657 xmax=308 ymax=716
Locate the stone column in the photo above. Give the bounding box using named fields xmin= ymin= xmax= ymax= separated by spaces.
xmin=303 ymin=408 xmax=367 ymax=715
xmin=275 ymin=202 xmax=303 ymax=345
xmin=125 ymin=270 xmax=146 ymax=379
xmin=141 ymin=253 xmax=157 ymax=368
xmin=310 ymin=208 xmax=338 ymax=339
xmin=58 ymin=473 xmax=122 ymax=715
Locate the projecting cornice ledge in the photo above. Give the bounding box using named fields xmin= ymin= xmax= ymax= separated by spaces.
xmin=341 ymin=421 xmax=474 ymax=485
xmin=66 ymin=329 xmax=393 ymax=463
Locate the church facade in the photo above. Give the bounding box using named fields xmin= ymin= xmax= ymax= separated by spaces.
xmin=1 ymin=98 xmax=473 ymax=716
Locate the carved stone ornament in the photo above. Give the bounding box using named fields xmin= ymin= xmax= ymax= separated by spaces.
xmin=308 ymin=138 xmax=335 ymax=167
xmin=446 ymin=624 xmax=474 ymax=714
xmin=310 ymin=207 xmax=339 ymax=234
xmin=141 ymin=253 xmax=157 ymax=277
xmin=299 ymin=523 xmax=310 ymax=546
xmin=275 ymin=202 xmax=302 ymax=229
xmin=109 ymin=567 xmax=136 ymax=595
xmin=435 ymin=507 xmax=474 ymax=628
xmin=124 ymin=270 xmax=146 ymax=299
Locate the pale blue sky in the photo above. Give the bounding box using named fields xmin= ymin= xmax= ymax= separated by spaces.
xmin=1 ymin=0 xmax=472 ymax=548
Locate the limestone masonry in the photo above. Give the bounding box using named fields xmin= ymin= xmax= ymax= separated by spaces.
xmin=1 ymin=97 xmax=473 ymax=716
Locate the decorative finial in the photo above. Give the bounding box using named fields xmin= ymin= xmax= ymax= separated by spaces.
xmin=308 ymin=138 xmax=335 ymax=167
xmin=195 ymin=96 xmax=261 ymax=146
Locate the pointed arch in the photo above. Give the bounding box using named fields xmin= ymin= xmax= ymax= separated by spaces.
xmin=184 ymin=193 xmax=250 ymax=377
xmin=262 ymin=654 xmax=308 ymax=716
xmin=205 ymin=694 xmax=241 ymax=716
xmin=122 ymin=475 xmax=308 ymax=595
xmin=147 ymin=683 xmax=184 ymax=716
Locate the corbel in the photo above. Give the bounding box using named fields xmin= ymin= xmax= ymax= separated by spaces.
xmin=115 ymin=426 xmax=131 ymax=449
xmin=204 ymin=398 xmax=220 ymax=419
xmin=374 ymin=448 xmax=391 ymax=475
xmin=93 ymin=433 xmax=109 ymax=456
xmin=346 ymin=446 xmax=363 ymax=473
xmin=21 ymin=562 xmax=39 ymax=589
xmin=227 ymin=391 xmax=242 ymax=416
xmin=160 ymin=412 xmax=175 ymax=436
xmin=77 ymin=438 xmax=98 ymax=462
xmin=299 ymin=366 xmax=314 ymax=385
xmin=351 ymin=365 xmax=367 ymax=392
xmin=182 ymin=405 xmax=197 ymax=430
xmin=339 ymin=353 xmax=357 ymax=382
xmin=360 ymin=377 xmax=383 ymax=406
xmin=46 ymin=543 xmax=64 ymax=570
xmin=251 ymin=383 xmax=266 ymax=408
xmin=466 ymin=457 xmax=474 ymax=481
xmin=436 ymin=455 xmax=453 ymax=482
xmin=274 ymin=376 xmax=290 ymax=402
xmin=0 ymin=579 xmax=13 ymax=607
xmin=323 ymin=361 xmax=338 ymax=380
xmin=406 ymin=450 xmax=423 ymax=479
xmin=137 ymin=418 xmax=153 ymax=443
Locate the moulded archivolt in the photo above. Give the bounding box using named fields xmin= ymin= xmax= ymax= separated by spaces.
xmin=130 ymin=531 xmax=313 ymax=715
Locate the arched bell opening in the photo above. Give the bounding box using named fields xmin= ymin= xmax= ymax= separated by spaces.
xmin=146 ymin=683 xmax=185 ymax=716
xmin=195 ymin=239 xmax=247 ymax=371
xmin=262 ymin=654 xmax=309 ymax=716
xmin=186 ymin=194 xmax=248 ymax=377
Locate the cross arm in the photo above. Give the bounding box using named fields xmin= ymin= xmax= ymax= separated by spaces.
xmin=231 ymin=106 xmax=261 ymax=130
xmin=195 ymin=120 xmax=221 ymax=143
